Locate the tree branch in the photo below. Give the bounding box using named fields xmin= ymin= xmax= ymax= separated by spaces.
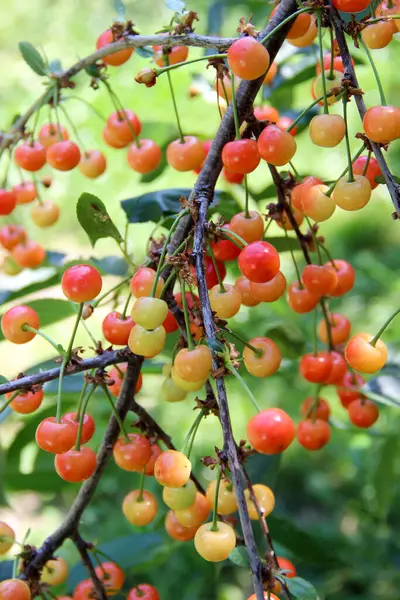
xmin=71 ymin=532 xmax=108 ymax=600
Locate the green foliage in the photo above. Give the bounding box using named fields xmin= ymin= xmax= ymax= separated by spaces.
xmin=18 ymin=41 xmax=47 ymax=75
xmin=77 ymin=193 xmax=123 ymax=247
xmin=285 ymin=577 xmax=318 ymax=600
xmin=228 ymin=546 xmax=250 ymax=568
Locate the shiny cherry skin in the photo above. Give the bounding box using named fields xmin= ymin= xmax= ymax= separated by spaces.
xmin=288 ymin=16 xmax=318 ymax=47
xmin=230 ymin=211 xmax=264 ymax=243
xmin=108 ymin=364 xmax=142 ymax=397
xmin=362 ymin=20 xmax=393 ymax=48
xmin=113 ymin=433 xmax=152 ymax=472
xmin=297 ymin=419 xmax=331 ymax=451
xmin=73 ymin=579 xmax=95 ymax=600
xmin=127 ymin=583 xmax=160 ymax=600
xmin=30 ymin=200 xmax=60 ymax=228
xmin=62 ymin=264 xmax=102 ymax=302
xmin=163 ymin=479 xmax=197 ymax=510
xmin=348 ymin=398 xmax=379 ymax=428
xmin=163 ymin=309 xmax=178 ymax=334
xmin=78 ymin=150 xmax=107 ymax=178
xmin=14 ymin=141 xmax=46 ymax=172
xmin=127 ymin=139 xmax=162 ymax=174
xmin=312 ymin=70 xmax=343 ymax=105
xmin=353 ymin=155 xmax=381 ymax=189
xmin=96 ymin=29 xmax=134 ymax=66
xmin=302 ymin=263 xmax=338 ymax=296
xmin=103 ymin=125 xmax=129 ymax=148
xmin=333 ymin=175 xmax=371 ymax=211
xmin=248 ymin=594 xmax=279 ymax=600
xmin=302 ymin=184 xmax=336 ymax=222
xmin=8 ymin=389 xmax=43 ymax=414
xmin=277 ymin=115 xmax=297 ymax=135
xmin=131 ymin=297 xmax=168 ymax=330
xmin=0 ymin=522 xmax=15 ymax=554
xmin=13 ymin=181 xmax=37 ymax=204
xmin=277 ymin=556 xmax=297 ymax=578
xmin=47 ymin=141 xmax=81 ymax=171
xmin=35 ymin=417 xmax=77 ymax=454
xmin=275 ymin=206 xmax=304 ymax=230
xmin=345 ymin=332 xmax=388 ymax=374
xmin=0 ymin=189 xmax=16 ymax=216
xmin=166 ymin=136 xmax=205 ymax=172
xmin=300 ymin=351 xmax=333 ymax=383
xmin=194 ymin=522 xmax=236 ymax=562
xmin=238 ymin=241 xmax=280 ymax=283
xmin=243 ymin=337 xmax=281 ymax=378
xmin=0 ymin=224 xmax=26 ymax=251
xmin=318 ymin=312 xmax=351 ymax=345
xmin=130 ymin=267 xmax=164 ymax=298
xmin=287 ymin=12 xmax=312 ymax=38
xmin=309 ymin=114 xmax=346 ymax=148
xmin=12 ymin=240 xmax=45 ymax=268
xmin=175 ymin=492 xmax=210 ymax=528
xmin=94 ymin=561 xmax=124 ymax=593
xmin=2 ymin=256 xmax=23 ymax=276
xmin=235 ymin=276 xmax=260 ymax=307
xmin=222 ymin=167 xmax=244 ymax=184
xmin=1 ymin=305 xmax=40 ymax=344
xmin=221 ymin=139 xmax=260 ymax=174
xmin=209 ymin=283 xmax=242 ymax=319
xmin=154 ymin=450 xmax=191 ymax=488
xmin=247 ymin=408 xmax=295 ymax=454
xmin=254 ymin=105 xmax=279 ymax=122
xmin=107 ymin=110 xmax=142 ymax=143
xmin=324 ymin=351 xmax=348 ymax=385
xmin=128 ymin=324 xmax=166 ymax=358
xmin=287 ymin=281 xmax=320 ymax=313
xmin=161 ymin=376 xmax=188 ymax=402
xmin=153 ymin=44 xmax=188 ymax=67
xmin=336 ymin=371 xmax=366 ymax=408
xmin=316 ymin=54 xmax=346 ymax=74
xmin=0 ymin=579 xmax=31 ymax=600
xmin=301 ymin=397 xmax=331 ymax=421
xmin=122 ymin=489 xmax=158 ymax=526
xmin=263 ymin=61 xmax=278 ymax=85
xmin=102 ymin=311 xmax=134 ymax=346
xmin=38 ymin=123 xmax=69 ymax=148
xmin=41 ymin=557 xmax=68 ymax=586
xmin=165 ymin=510 xmax=197 ymax=542
xmin=244 ymin=483 xmax=275 ymax=519
xmin=55 ymin=447 xmax=97 ymax=482
xmin=211 ymin=224 xmax=242 ymax=262
xmin=174 ymin=345 xmax=212 ymax=382
xmin=363 ymin=105 xmax=400 ymax=143
xmin=250 ymin=271 xmax=287 ymax=302
xmin=171 ymin=366 xmax=207 ymax=392
xmin=330 ymin=260 xmax=355 ymax=297
xmin=144 ymin=443 xmax=163 ymax=476
xmin=63 ymin=412 xmax=95 ymax=444
xmin=257 ymin=124 xmax=296 ymax=166
xmin=227 ymin=37 xmax=270 ymax=80
xmin=291 ymin=176 xmax=323 ymax=211
xmin=206 ymin=479 xmax=237 ymax=515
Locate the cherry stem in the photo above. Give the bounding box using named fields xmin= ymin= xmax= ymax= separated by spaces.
xmin=182 ymin=408 xmax=207 ymax=458
xmin=121 ymin=292 xmax=131 ymax=319
xmin=52 ymin=86 xmax=64 ymax=141
xmin=0 ymin=391 xmax=19 ymax=415
xmin=342 ymin=96 xmax=355 ymax=183
xmin=101 ymin=384 xmax=130 ymax=442
xmin=58 ymin=103 xmax=88 ymax=154
xmin=362 ymin=151 xmax=372 ymax=176
xmin=225 ymin=362 xmax=261 ymax=413
xmin=244 ymin=175 xmax=250 ymax=218
xmin=230 ymin=71 xmax=241 ymax=141
xmin=180 ymin=278 xmax=195 ymax=351
xmin=326 ymin=144 xmax=365 ymax=196
xmin=283 ymin=223 xmax=303 ymax=287
xmin=93 ymin=276 xmax=131 ymax=307
xmin=225 ymin=328 xmax=263 ymax=358
xmin=207 ymin=241 xmax=226 ymax=293
xmin=319 ymin=298 xmax=334 ymax=351
xmin=317 ymin=11 xmax=329 ymax=115
xmin=366 ymin=13 xmax=400 ymax=22
xmin=136 ymin=468 xmax=146 ymax=502
xmin=31 ymin=172 xmax=44 ymax=205
xmin=359 ymin=36 xmax=387 ymax=106
xmin=289 ymin=160 xmax=299 ymax=179
xmin=21 ymin=325 xmax=63 ymax=355
xmin=56 ymin=302 xmax=83 ymax=423
xmin=160 ymin=269 xmax=176 ymax=298
xmin=75 ymin=384 xmax=96 ymax=451
xmin=30 ymin=100 xmax=43 ymax=141
xmin=220 ymin=77 xmax=230 ymax=108
xmin=260 ymin=7 xmax=312 ymax=44
xmin=210 ymin=467 xmax=222 ymax=532
xmin=75 ymin=378 xmax=89 ymax=420
xmin=158 ymin=235 xmax=191 ymax=273
xmin=370 ymin=308 xmax=400 ymax=346
xmin=328 ymin=26 xmax=335 ymax=80
xmin=12 ymin=555 xmax=18 ymax=579
xmin=157 ymin=52 xmax=227 ymax=77
xmin=102 ymin=80 xmax=141 ymax=148
xmin=286 ymin=92 xmax=335 ymax=133
xmin=217 ymin=227 xmax=247 ymax=249
xmin=318 ymin=241 xmax=336 ymax=268
xmin=166 ymin=68 xmax=185 ymax=144
xmin=310 ymin=384 xmax=323 ymax=423
xmin=305 ymin=217 xmax=322 ymax=264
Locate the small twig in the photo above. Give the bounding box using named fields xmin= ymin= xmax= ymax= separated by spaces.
xmin=71 ymin=532 xmax=107 ymax=600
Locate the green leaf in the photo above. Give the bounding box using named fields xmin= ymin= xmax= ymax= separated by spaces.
xmin=267 ymin=236 xmax=299 ymax=253
xmin=135 ymin=46 xmax=155 ymax=58
xmin=285 ymin=577 xmax=318 ymax=600
xmin=48 ymin=58 xmax=62 ymax=73
xmin=248 ymin=183 xmax=277 ymax=203
xmin=228 ymin=546 xmax=250 ymax=568
xmin=375 ymin=174 xmax=400 ymax=185
xmin=77 ymin=193 xmax=123 ymax=248
xmin=362 ymin=373 xmax=400 ymax=408
xmin=165 ymin=0 xmax=185 ymax=12
xmin=373 ymin=436 xmax=399 ymax=519
xmin=0 ymin=376 xmax=9 ymax=385
xmin=0 ymin=299 xmax=75 ymax=342
xmin=264 ymin=322 xmax=304 ymax=359
xmin=19 ymin=41 xmax=47 ymax=75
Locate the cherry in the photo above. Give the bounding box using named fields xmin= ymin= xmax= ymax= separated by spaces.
xmin=30 ymin=200 xmax=60 ymax=228
xmin=363 ymin=105 xmax=400 ymax=143
xmin=209 ymin=283 xmax=242 ymax=319
xmin=163 ymin=480 xmax=197 ymax=510
xmin=12 ymin=240 xmax=46 ymax=268
xmin=96 ymin=29 xmax=133 ymax=66
xmin=297 ymin=419 xmax=331 ymax=451
xmin=165 ymin=510 xmax=198 ymax=542
xmin=1 ymin=305 xmax=40 ymax=344
xmin=277 ymin=115 xmax=297 ymax=135
xmin=288 ymin=17 xmax=318 ymax=48
xmin=128 ymin=584 xmax=160 ymax=600
xmin=263 ymin=61 xmax=278 ymax=85
xmin=163 ymin=309 xmax=178 ymax=334
xmin=144 ymin=443 xmax=163 ymax=476
xmin=324 ymin=351 xmax=348 ymax=384
xmin=301 ymin=397 xmax=331 ymax=421
xmin=243 ymin=337 xmax=281 ymax=378
xmin=302 ymin=184 xmax=336 ymax=222
xmin=353 ymin=155 xmax=381 ymax=190
xmin=211 ymin=224 xmax=241 ymax=262
xmin=316 ymin=54 xmax=346 ymax=74
xmin=330 ymin=260 xmax=355 ymax=297
xmin=248 ymin=594 xmax=279 ymax=600
xmin=302 ymin=263 xmax=338 ymax=296
xmin=221 ymin=139 xmax=260 ymax=174
xmin=230 ymin=211 xmax=264 ymax=243
xmin=8 ymin=389 xmax=43 ymax=414
xmin=254 ymin=105 xmax=279 ymax=122
xmin=102 ymin=311 xmax=134 ymax=346
xmin=275 ymin=206 xmax=304 ymax=230
xmin=333 ymin=175 xmax=371 ymax=211
xmin=0 ymin=522 xmax=15 ymax=554
xmin=348 ymin=398 xmax=379 ymax=428
xmin=287 ymin=12 xmax=312 ymax=39
xmin=287 ymin=281 xmax=320 ymax=314
xmin=123 ymin=489 xmax=158 ymax=526
xmin=167 ymin=136 xmax=205 ymax=171
xmin=362 ymin=20 xmax=393 ymax=48
xmin=128 ymin=324 xmax=166 ymax=357
xmin=108 ymin=364 xmax=142 ymax=397
xmin=249 ymin=271 xmax=287 ymax=302
xmin=291 ymin=176 xmax=323 ymax=211
xmin=153 ymin=45 xmax=188 ymax=67
xmin=55 ymin=447 xmax=96 ymax=482
xmin=222 ymin=167 xmax=245 ymax=184
xmin=238 ymin=241 xmax=280 ymax=283
xmin=277 ymin=556 xmax=297 ymax=578
xmin=130 ymin=267 xmax=164 ymax=298
xmin=206 ymin=478 xmax=237 ymax=515
xmin=13 ymin=181 xmax=37 ymax=204
xmin=14 ymin=141 xmax=46 ymax=172
xmin=2 ymin=256 xmax=23 ymax=276
xmin=245 ymin=483 xmax=275 ymax=519
xmin=154 ymin=450 xmax=191 ymax=487
xmin=191 ymin=255 xmax=226 ymax=289
xmin=38 ymin=123 xmax=69 ymax=148
xmin=337 ymin=371 xmax=366 ymax=408
xmin=174 ymin=345 xmax=212 ymax=382
xmin=0 ymin=225 xmax=26 ymax=251
xmin=61 ymin=264 xmax=102 ymax=303
xmin=73 ymin=579 xmax=94 ymax=600
xmin=312 ymin=71 xmax=343 ymax=105
xmin=175 ymin=291 xmax=200 ymax=310
xmin=215 ymin=74 xmax=238 ymax=102
xmin=171 ymin=366 xmax=207 ymax=392
xmin=0 ymin=579 xmax=31 ymax=600
xmin=247 ymin=408 xmax=295 ymax=454
xmin=227 ymin=37 xmax=270 ymax=80
xmin=194 ymin=522 xmax=236 ymax=562
xmin=63 ymin=412 xmax=95 ymax=444
xmin=78 ymin=150 xmax=107 ymax=178
xmin=94 ymin=562 xmax=124 ymax=593
xmin=235 ymin=276 xmax=260 ymax=307
xmin=318 ymin=312 xmax=351 ymax=345
xmin=47 ymin=140 xmax=81 ymax=171
xmin=35 ymin=417 xmax=76 ymax=454
xmin=41 ymin=557 xmax=68 ymax=586
xmin=127 ymin=139 xmax=162 ymax=174
xmin=175 ymin=492 xmax=210 ymax=528
xmin=309 ymin=114 xmax=346 ymax=148
xmin=103 ymin=125 xmax=129 ymax=148
xmin=131 ymin=297 xmax=168 ymax=330
xmin=300 ymin=351 xmax=333 ymax=383
xmin=0 ymin=189 xmax=16 ymax=216
xmin=113 ymin=433 xmax=151 ymax=472
xmin=161 ymin=376 xmax=188 ymax=402
xmin=257 ymin=124 xmax=297 ymax=166
xmin=107 ymin=110 xmax=142 ymax=143
xmin=345 ymin=332 xmax=388 ymax=374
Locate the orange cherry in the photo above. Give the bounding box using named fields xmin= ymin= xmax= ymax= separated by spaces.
xmin=297 ymin=419 xmax=331 ymax=450
xmin=287 ymin=281 xmax=320 ymax=313
xmin=249 ymin=271 xmax=287 ymax=303
xmin=345 ymin=332 xmax=388 ymax=374
xmin=300 ymin=397 xmax=331 ymax=421
xmin=330 ymin=260 xmax=355 ymax=297
xmin=302 ymin=263 xmax=338 ymax=296
xmin=243 ymin=337 xmax=281 ymax=378
xmin=348 ymin=398 xmax=379 ymax=428
xmin=318 ymin=312 xmax=351 ymax=345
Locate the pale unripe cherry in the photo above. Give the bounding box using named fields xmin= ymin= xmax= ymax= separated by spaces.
xmin=244 ymin=484 xmax=275 ymax=519
xmin=362 ymin=20 xmax=393 ymax=49
xmin=0 ymin=522 xmax=15 ymax=554
xmin=163 ymin=480 xmax=197 ymax=510
xmin=30 ymin=200 xmax=60 ymax=228
xmin=249 ymin=271 xmax=287 ymax=303
xmin=309 ymin=114 xmax=346 ymax=148
xmin=175 ymin=492 xmax=210 ymax=527
xmin=41 ymin=557 xmax=68 ymax=585
xmin=131 ymin=297 xmax=168 ymax=329
xmin=122 ymin=490 xmax=158 ymax=526
xmin=161 ymin=377 xmax=188 ymax=403
xmin=209 ymin=283 xmax=242 ymax=319
xmin=194 ymin=522 xmax=236 ymax=562
xmin=206 ymin=479 xmax=238 ymax=515
xmin=128 ymin=324 xmax=166 ymax=358
xmin=302 ymin=184 xmax=336 ymax=222
xmin=171 ymin=366 xmax=207 ymax=391
xmin=345 ymin=332 xmax=388 ymax=374
xmin=312 ymin=70 xmax=343 ymax=105
xmin=332 ymin=175 xmax=371 ymax=211
xmin=174 ymin=345 xmax=212 ymax=382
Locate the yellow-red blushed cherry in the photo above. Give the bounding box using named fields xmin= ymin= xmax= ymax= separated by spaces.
xmin=41 ymin=557 xmax=68 ymax=586
xmin=144 ymin=443 xmax=163 ymax=476
xmin=194 ymin=522 xmax=236 ymax=562
xmin=245 ymin=483 xmax=275 ymax=519
xmin=363 ymin=105 xmax=400 ymax=143
xmin=8 ymin=389 xmax=44 ymax=414
xmin=103 ymin=125 xmax=129 ymax=148
xmin=38 ymin=123 xmax=69 ymax=148
xmin=302 ymin=184 xmax=336 ymax=222
xmin=108 ymin=364 xmax=143 ymax=397
xmin=230 ymin=211 xmax=264 ymax=243
xmin=0 ymin=522 xmax=15 ymax=554
xmin=153 ymin=44 xmax=188 ymax=67
xmin=175 ymin=492 xmax=210 ymax=528
xmin=171 ymin=366 xmax=207 ymax=392
xmin=275 ymin=206 xmax=304 ymax=231
xmin=12 ymin=240 xmax=46 ymax=268
xmin=0 ymin=579 xmax=31 ymax=600
xmin=227 ymin=36 xmax=270 ymax=80
xmin=35 ymin=417 xmax=77 ymax=454
xmin=235 ymin=276 xmax=260 ymax=307
xmin=288 ymin=15 xmax=318 ymax=47
xmin=78 ymin=150 xmax=107 ymax=178
xmin=362 ymin=20 xmax=393 ymax=49
xmin=61 ymin=264 xmax=102 ymax=303
xmin=64 ymin=412 xmax=95 ymax=444
xmin=102 ymin=311 xmax=134 ymax=346
xmin=209 ymin=283 xmax=242 ymax=319
xmin=131 ymin=297 xmax=168 ymax=330
xmin=287 ymin=12 xmax=312 ymax=38
xmin=154 ymin=449 xmax=191 ymax=487
xmin=316 ymin=54 xmax=347 ymax=75
xmin=257 ymin=124 xmax=296 ymax=166
xmin=221 ymin=139 xmax=260 ymax=174
xmin=122 ymin=490 xmax=158 ymax=526
xmin=249 ymin=271 xmax=286 ymax=303
xmin=1 ymin=305 xmax=40 ymax=344
xmin=130 ymin=267 xmax=164 ymax=298
xmin=107 ymin=110 xmax=142 ymax=143
xmin=330 ymin=260 xmax=355 ymax=297
xmin=301 ymin=397 xmax=331 ymax=421
xmin=55 ymin=447 xmax=97 ymax=482
xmin=243 ymin=337 xmax=281 ymax=378
xmin=12 ymin=181 xmax=37 ymax=204
xmin=3 ymin=256 xmax=23 ymax=277
xmin=300 ymin=351 xmax=333 ymax=383
xmin=14 ymin=141 xmax=46 ymax=172
xmin=254 ymin=104 xmax=279 ymax=122
xmin=238 ymin=241 xmax=280 ymax=283
xmin=127 ymin=139 xmax=162 ymax=174
xmin=348 ymin=398 xmax=379 ymax=428
xmin=302 ymin=263 xmax=338 ymax=296
xmin=287 ymin=281 xmax=320 ymax=314
xmin=297 ymin=419 xmax=331 ymax=451
xmin=96 ymin=29 xmax=134 ymax=66
xmin=206 ymin=479 xmax=237 ymax=515
xmin=324 ymin=351 xmax=348 ymax=385
xmin=163 ymin=480 xmax=197 ymax=510
xmin=161 ymin=376 xmax=188 ymax=402
xmin=30 ymin=200 xmax=60 ymax=228
xmin=94 ymin=562 xmax=124 ymax=594
xmin=174 ymin=345 xmax=212 ymax=382
xmin=47 ymin=140 xmax=81 ymax=171
xmin=0 ymin=189 xmax=16 ymax=216
xmin=333 ymin=175 xmax=371 ymax=211
xmin=165 ymin=510 xmax=197 ymax=542
xmin=166 ymin=136 xmax=205 ymax=171
xmin=128 ymin=584 xmax=160 ymax=600
xmin=248 ymin=594 xmax=279 ymax=600
xmin=312 ymin=70 xmax=343 ymax=105
xmin=345 ymin=332 xmax=388 ymax=374
xmin=318 ymin=312 xmax=351 ymax=345
xmin=113 ymin=433 xmax=152 ymax=472
xmin=309 ymin=114 xmax=346 ymax=148
xmin=277 ymin=556 xmax=297 ymax=578
xmin=247 ymin=408 xmax=295 ymax=454
xmin=353 ymin=155 xmax=381 ymax=190
xmin=291 ymin=176 xmax=323 ymax=211
xmin=128 ymin=324 xmax=166 ymax=357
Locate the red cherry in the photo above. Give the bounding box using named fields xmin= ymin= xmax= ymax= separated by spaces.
xmin=336 ymin=371 xmax=365 ymax=408
xmin=330 ymin=260 xmax=355 ymax=297
xmin=300 ymin=397 xmax=331 ymax=421
xmin=297 ymin=419 xmax=331 ymax=451
xmin=12 ymin=241 xmax=46 ymax=268
xmin=254 ymin=105 xmax=279 ymax=122
xmin=38 ymin=123 xmax=69 ymax=148
xmin=316 ymin=54 xmax=346 ymax=74
xmin=249 ymin=271 xmax=287 ymax=302
xmin=8 ymin=389 xmax=43 ymax=414
xmin=107 ymin=110 xmax=142 ymax=144
xmin=144 ymin=443 xmax=163 ymax=476
xmin=222 ymin=168 xmax=244 ymax=184
xmin=102 ymin=311 xmax=135 ymax=345
xmin=277 ymin=115 xmax=297 ymax=136
xmin=227 ymin=37 xmax=270 ymax=80
xmin=238 ymin=241 xmax=280 ymax=283
xmin=288 ymin=17 xmax=318 ymax=48
xmin=96 ymin=29 xmax=134 ymax=66
xmin=103 ymin=125 xmax=130 ymax=148
xmin=63 ymin=412 xmax=95 ymax=444
xmin=0 ymin=225 xmax=26 ymax=251
xmin=363 ymin=105 xmax=400 ymax=144
xmin=211 ymin=224 xmax=241 ymax=262
xmin=0 ymin=579 xmax=31 ymax=600
xmin=78 ymin=150 xmax=107 ymax=178
xmin=154 ymin=449 xmax=192 ymax=488
xmin=108 ymin=365 xmax=142 ymax=397
xmin=348 ymin=398 xmax=379 ymax=428
xmin=0 ymin=189 xmax=16 ymax=216
xmin=291 ymin=176 xmax=323 ymax=211
xmin=324 ymin=351 xmax=348 ymax=384
xmin=94 ymin=562 xmax=124 ymax=593
xmin=286 ymin=12 xmax=312 ymax=38
xmin=55 ymin=447 xmax=97 ymax=482
xmin=61 ymin=264 xmax=102 ymax=303
xmin=127 ymin=584 xmax=160 ymax=600
xmin=35 ymin=417 xmax=77 ymax=454
xmin=221 ymin=139 xmax=260 ymax=174
xmin=174 ymin=291 xmax=200 ymax=310
xmin=153 ymin=45 xmax=188 ymax=67
xmin=74 ymin=579 xmax=95 ymax=600
xmin=235 ymin=276 xmax=260 ymax=307
xmin=130 ymin=267 xmax=164 ymax=298
xmin=113 ymin=433 xmax=152 ymax=472
xmin=163 ymin=309 xmax=179 ymax=334
xmin=165 ymin=510 xmax=197 ymax=542
xmin=127 ymin=140 xmax=162 ymax=174
xmin=191 ymin=255 xmax=226 ymax=289
xmin=318 ymin=312 xmax=351 ymax=345
xmin=14 ymin=141 xmax=46 ymax=172
xmin=353 ymin=155 xmax=381 ymax=190
xmin=1 ymin=305 xmax=40 ymax=344
xmin=302 ymin=184 xmax=336 ymax=222
xmin=47 ymin=141 xmax=81 ymax=171
xmin=166 ymin=136 xmax=205 ymax=172
xmin=247 ymin=408 xmax=295 ymax=454
xmin=287 ymin=281 xmax=320 ymax=313
xmin=257 ymin=124 xmax=296 ymax=166
xmin=277 ymin=557 xmax=297 ymax=578
xmin=302 ymin=263 xmax=338 ymax=296
xmin=12 ymin=181 xmax=37 ymax=204
xmin=299 ymin=351 xmax=333 ymax=383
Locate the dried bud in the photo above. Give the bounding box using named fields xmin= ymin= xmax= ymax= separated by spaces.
xmin=135 ymin=68 xmax=157 ymax=87
xmin=42 ymin=175 xmax=52 ymax=188
xmin=82 ymin=304 xmax=94 ymax=320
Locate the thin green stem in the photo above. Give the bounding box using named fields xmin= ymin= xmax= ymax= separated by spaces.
xmin=75 ymin=378 xmax=89 ymax=419
xmin=31 ymin=172 xmax=44 ymax=204
xmin=158 ymin=236 xmax=191 ymax=272
xmin=121 ymin=292 xmax=131 ymax=319
xmin=102 ymin=79 xmax=141 ymax=148
xmin=207 ymin=241 xmax=226 ymax=293
xmin=167 ymin=70 xmax=185 ymax=143
xmin=283 ymin=224 xmax=302 ymax=286
xmin=359 ymin=36 xmax=387 ymax=106
xmin=136 ymin=468 xmax=146 ymax=502
xmin=101 ymin=384 xmax=130 ymax=441
xmin=244 ymin=175 xmax=250 ymax=218
xmin=317 ymin=11 xmax=329 ymax=115
xmin=160 ymin=269 xmax=176 ymax=298
xmin=21 ymin=325 xmax=63 ymax=355
xmin=0 ymin=391 xmax=19 ymax=415
xmin=326 ymin=144 xmax=365 ymax=196
xmin=289 ymin=160 xmax=299 ymax=179
xmin=180 ymin=278 xmax=195 ymax=350
xmin=217 ymin=227 xmax=247 ymax=249
xmin=313 ymin=308 xmax=318 ymax=357
xmin=151 ymin=209 xmax=189 ymax=296
xmin=319 ymin=298 xmax=334 ymax=351
xmin=58 ymin=103 xmax=87 ymax=153
xmin=362 ymin=151 xmax=372 ymax=176
xmin=75 ymin=384 xmax=96 ymax=451
xmin=318 ymin=241 xmax=337 ymax=268
xmin=230 ymin=71 xmax=241 ymax=140
xmin=329 ymin=27 xmax=335 ymax=80
xmin=56 ymin=303 xmax=83 ymax=423
xmin=260 ymin=7 xmax=312 ymax=44
xmin=210 ymin=467 xmax=222 ymax=532
xmin=310 ymin=384 xmax=323 ymax=423
xmin=286 ymin=93 xmax=332 ymax=133
xmin=225 ymin=328 xmax=263 ymax=357
xmin=12 ymin=556 xmax=18 ymax=579
xmin=370 ymin=308 xmax=400 ymax=346
xmin=182 ymin=408 xmax=207 ymax=457
xmin=52 ymin=87 xmax=63 ymax=141
xmin=226 ymin=363 xmax=261 ymax=412
xmin=342 ymin=96 xmax=354 ymax=183
xmin=157 ymin=53 xmax=226 ymax=76
xmin=93 ymin=276 xmax=131 ymax=307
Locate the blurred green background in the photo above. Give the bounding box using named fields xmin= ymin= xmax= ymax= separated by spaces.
xmin=1 ymin=0 xmax=400 ymax=599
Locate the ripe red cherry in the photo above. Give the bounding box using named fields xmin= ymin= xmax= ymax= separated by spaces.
xmin=254 ymin=105 xmax=279 ymax=122
xmin=1 ymin=305 xmax=40 ymax=344
xmin=61 ymin=264 xmax=102 ymax=302
xmin=107 ymin=110 xmax=142 ymax=144
xmin=247 ymin=408 xmax=295 ymax=454
xmin=353 ymin=155 xmax=381 ymax=189
xmin=277 ymin=557 xmax=297 ymax=578
xmin=96 ymin=29 xmax=134 ymax=66
xmin=318 ymin=312 xmax=351 ymax=345
xmin=363 ymin=105 xmax=400 ymax=143
xmin=0 ymin=579 xmax=31 ymax=600
xmin=277 ymin=115 xmax=297 ymax=135
xmin=336 ymin=371 xmax=365 ymax=408
xmin=47 ymin=141 xmax=81 ymax=171
xmin=12 ymin=240 xmax=46 ymax=268
xmin=248 ymin=594 xmax=279 ymax=600
xmin=345 ymin=332 xmax=388 ymax=374
xmin=297 ymin=419 xmax=331 ymax=451
xmin=330 ymin=260 xmax=355 ymax=297
xmin=211 ymin=225 xmax=241 ymax=262
xmin=249 ymin=271 xmax=287 ymax=302
xmin=165 ymin=510 xmax=197 ymax=542
xmin=302 ymin=263 xmax=338 ymax=296
xmin=316 ymin=54 xmax=346 ymax=74
xmin=153 ymin=44 xmax=188 ymax=67
xmin=230 ymin=211 xmax=264 ymax=243
xmin=223 ymin=167 xmax=244 ymax=184
xmin=8 ymin=389 xmax=43 ymax=414
xmin=191 ymin=255 xmax=226 ymax=289
xmin=113 ymin=433 xmax=152 ymax=472
xmin=291 ymin=176 xmax=323 ymax=211
xmin=0 ymin=189 xmax=16 ymax=216
xmin=243 ymin=337 xmax=281 ymax=378
xmin=102 ymin=311 xmax=135 ymax=346
xmin=287 ymin=281 xmax=320 ymax=313
xmin=55 ymin=447 xmax=97 ymax=482
xmin=144 ymin=443 xmax=163 ymax=476
xmin=128 ymin=584 xmax=160 ymax=600
xmin=73 ymin=579 xmax=95 ymax=599
xmin=63 ymin=412 xmax=95 ymax=444
xmin=167 ymin=136 xmax=205 ymax=172
xmin=238 ymin=241 xmax=280 ymax=283
xmin=300 ymin=352 xmax=333 ymax=383
xmin=12 ymin=181 xmax=37 ymax=204
xmin=0 ymin=224 xmax=26 ymax=250
xmin=227 ymin=36 xmax=270 ymax=80
xmin=127 ymin=140 xmax=162 ymax=174
xmin=38 ymin=123 xmax=69 ymax=148
xmin=301 ymin=397 xmax=331 ymax=421
xmin=78 ymin=150 xmax=107 ymax=178
xmin=130 ymin=267 xmax=164 ymax=298
xmin=324 ymin=351 xmax=348 ymax=384
xmin=163 ymin=309 xmax=179 ymax=334
xmin=221 ymin=139 xmax=260 ymax=174
xmin=257 ymin=124 xmax=297 ymax=166
xmin=14 ymin=141 xmax=46 ymax=171
xmin=348 ymin=398 xmax=379 ymax=428
xmin=103 ymin=125 xmax=129 ymax=148
xmin=35 ymin=417 xmax=77 ymax=454
xmin=94 ymin=562 xmax=124 ymax=594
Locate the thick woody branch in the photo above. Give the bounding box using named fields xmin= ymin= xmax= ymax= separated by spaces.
xmin=71 ymin=532 xmax=108 ymax=600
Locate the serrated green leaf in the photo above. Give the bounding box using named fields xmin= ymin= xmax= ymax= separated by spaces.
xmin=285 ymin=577 xmax=318 ymax=600
xmin=165 ymin=0 xmax=185 ymax=13
xmin=77 ymin=193 xmax=123 ymax=248
xmin=19 ymin=41 xmax=47 ymax=75
xmin=0 ymin=299 xmax=75 ymax=342
xmin=228 ymin=546 xmax=250 ymax=568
